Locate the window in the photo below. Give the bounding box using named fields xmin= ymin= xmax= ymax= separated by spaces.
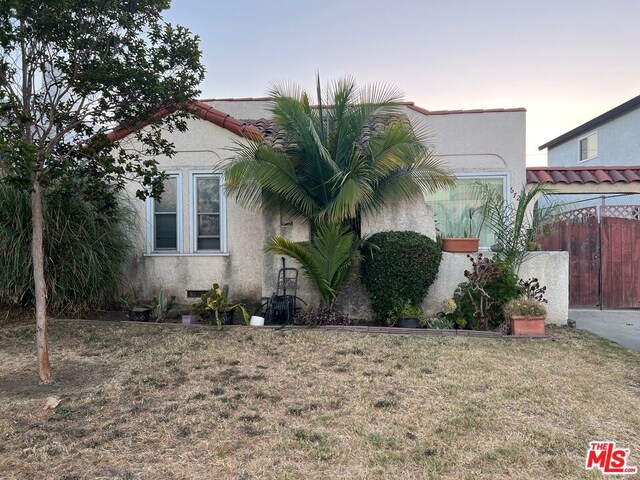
xmin=150 ymin=174 xmax=182 ymax=252
xmin=424 ymin=175 xmax=507 ymax=248
xmin=190 ymin=173 xmax=225 ymax=252
xmin=579 ymin=132 xmax=598 ymax=161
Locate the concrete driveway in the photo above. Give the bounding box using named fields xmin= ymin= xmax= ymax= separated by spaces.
xmin=569 ymin=309 xmax=640 ymax=352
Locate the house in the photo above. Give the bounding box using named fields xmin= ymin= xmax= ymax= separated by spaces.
xmin=118 ymin=97 xmax=568 ymax=323
xmin=536 ymin=94 xmax=640 ymax=207
xmin=532 ymin=95 xmax=640 ymax=309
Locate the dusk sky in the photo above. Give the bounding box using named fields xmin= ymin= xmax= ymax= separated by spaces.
xmin=165 ymin=1 xmax=640 ymax=166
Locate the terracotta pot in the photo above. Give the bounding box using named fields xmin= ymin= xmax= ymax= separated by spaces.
xmin=510 ymin=315 xmax=545 ymax=336
xmin=441 ymin=237 xmax=480 ymax=253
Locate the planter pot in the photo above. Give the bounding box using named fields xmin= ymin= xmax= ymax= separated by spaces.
xmin=397 ymin=316 xmax=419 ymax=328
xmin=510 ymin=315 xmax=545 ymax=336
xmin=441 ymin=237 xmax=480 ymax=253
xmin=182 ymin=314 xmax=198 ymax=325
xmin=129 ymin=307 xmax=151 ymax=322
xmin=249 ymin=315 xmax=265 ymax=327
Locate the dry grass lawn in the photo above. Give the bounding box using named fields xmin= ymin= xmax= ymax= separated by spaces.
xmin=0 ymin=320 xmax=639 ymax=479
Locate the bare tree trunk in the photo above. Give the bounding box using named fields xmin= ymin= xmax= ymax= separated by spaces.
xmin=31 ymin=178 xmax=51 ymax=383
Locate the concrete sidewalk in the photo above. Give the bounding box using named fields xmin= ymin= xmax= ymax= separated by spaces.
xmin=569 ymin=309 xmax=640 ymax=352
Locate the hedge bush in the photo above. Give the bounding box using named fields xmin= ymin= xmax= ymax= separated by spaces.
xmin=361 ymin=231 xmax=442 ymax=323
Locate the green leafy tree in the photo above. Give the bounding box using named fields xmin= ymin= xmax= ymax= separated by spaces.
xmin=225 ymin=76 xmax=455 ymax=234
xmin=265 ymin=224 xmax=361 ymax=306
xmin=0 ymin=1 xmax=204 ymax=382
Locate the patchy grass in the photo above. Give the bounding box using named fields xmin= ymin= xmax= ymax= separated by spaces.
xmin=0 ymin=321 xmax=638 ymax=479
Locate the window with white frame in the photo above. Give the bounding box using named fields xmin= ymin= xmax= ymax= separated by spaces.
xmin=424 ymin=175 xmax=508 ymax=248
xmin=579 ymin=132 xmax=598 ymax=161
xmin=190 ymin=172 xmax=225 ymax=252
xmin=150 ymin=174 xmax=182 ymax=252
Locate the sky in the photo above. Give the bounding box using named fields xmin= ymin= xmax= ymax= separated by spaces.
xmin=165 ymin=0 xmax=640 ymax=166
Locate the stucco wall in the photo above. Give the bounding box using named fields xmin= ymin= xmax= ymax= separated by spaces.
xmin=403 ymin=107 xmax=527 ymax=192
xmin=122 ymin=116 xmax=267 ymax=303
xmin=547 ymin=108 xmax=640 ymax=168
xmin=423 ymin=252 xmax=568 ymax=324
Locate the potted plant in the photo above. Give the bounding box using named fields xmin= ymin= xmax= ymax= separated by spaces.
xmin=181 ymin=306 xmax=199 ymax=325
xmin=504 ymin=297 xmax=546 ymax=336
xmin=388 ymin=301 xmax=424 ymax=328
xmin=439 ymin=207 xmax=483 ymax=253
xmin=193 ymin=283 xmax=250 ymax=330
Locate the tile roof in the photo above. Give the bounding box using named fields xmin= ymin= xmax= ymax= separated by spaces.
xmin=106 ymin=101 xmax=264 ymax=142
xmin=526 ymin=166 xmax=640 ymax=185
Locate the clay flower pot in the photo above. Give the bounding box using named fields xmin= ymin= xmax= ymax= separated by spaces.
xmin=441 ymin=237 xmax=480 ymax=253
xmin=510 ymin=315 xmax=545 ymax=336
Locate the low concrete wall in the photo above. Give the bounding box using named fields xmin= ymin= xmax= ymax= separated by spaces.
xmin=339 ymin=251 xmax=569 ymax=325
xmin=424 ymin=251 xmax=569 ymax=325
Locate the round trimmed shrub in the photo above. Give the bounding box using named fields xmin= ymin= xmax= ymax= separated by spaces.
xmin=361 ymin=231 xmax=442 ymax=324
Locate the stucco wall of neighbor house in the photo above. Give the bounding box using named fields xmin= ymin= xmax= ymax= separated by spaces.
xmin=422 ymin=251 xmax=569 ymax=325
xmin=547 ymin=109 xmax=640 ymax=168
xmin=404 ymin=108 xmax=527 ymax=192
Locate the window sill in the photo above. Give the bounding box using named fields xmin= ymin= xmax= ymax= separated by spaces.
xmin=143 ymin=252 xmax=230 ymax=257
xmin=578 ymin=155 xmax=598 ymax=163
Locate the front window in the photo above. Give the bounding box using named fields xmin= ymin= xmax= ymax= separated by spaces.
xmin=579 ymin=132 xmax=598 ymax=161
xmin=425 ymin=176 xmax=507 ymax=248
xmin=194 ymin=175 xmax=222 ymax=251
xmin=189 ymin=173 xmax=226 ymax=253
xmin=153 ymin=175 xmax=180 ymax=251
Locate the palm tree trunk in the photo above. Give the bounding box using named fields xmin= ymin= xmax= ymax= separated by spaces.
xmin=31 ymin=178 xmax=51 ymax=383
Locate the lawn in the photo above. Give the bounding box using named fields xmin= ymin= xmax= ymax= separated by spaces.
xmin=0 ymin=321 xmax=638 ymax=479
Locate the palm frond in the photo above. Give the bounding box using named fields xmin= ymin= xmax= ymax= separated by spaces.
xmin=266 ymin=224 xmax=361 ymax=305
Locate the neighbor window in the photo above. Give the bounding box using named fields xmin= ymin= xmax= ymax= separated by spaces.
xmin=579 ymin=132 xmax=598 ymax=161
xmin=151 ymin=174 xmax=182 ymax=252
xmin=190 ymin=173 xmax=225 ymax=252
xmin=424 ymin=175 xmax=507 ymax=248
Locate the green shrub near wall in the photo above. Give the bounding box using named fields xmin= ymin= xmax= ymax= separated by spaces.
xmin=0 ymin=183 xmax=135 ymax=314
xmin=361 ymin=231 xmax=442 ymax=323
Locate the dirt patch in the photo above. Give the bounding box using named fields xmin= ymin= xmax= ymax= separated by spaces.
xmin=0 ymin=359 xmax=115 ymax=399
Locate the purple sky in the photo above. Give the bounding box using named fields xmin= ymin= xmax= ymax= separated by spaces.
xmin=165 ymin=0 xmax=640 ymax=166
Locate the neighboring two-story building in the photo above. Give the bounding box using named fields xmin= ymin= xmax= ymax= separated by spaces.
xmin=534 ymin=94 xmax=640 ymax=209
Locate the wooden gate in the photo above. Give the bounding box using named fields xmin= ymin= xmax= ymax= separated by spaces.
xmin=540 ymin=205 xmax=640 ymax=309
xmin=600 ymin=206 xmax=640 ymax=308
xmin=540 ymin=207 xmax=600 ymax=308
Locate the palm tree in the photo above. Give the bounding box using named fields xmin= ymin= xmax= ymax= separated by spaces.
xmin=265 ymin=224 xmax=361 ymax=306
xmin=225 ymin=75 xmax=455 ymax=234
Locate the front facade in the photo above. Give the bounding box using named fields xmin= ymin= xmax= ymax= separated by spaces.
xmin=121 ymin=98 xmax=542 ymax=316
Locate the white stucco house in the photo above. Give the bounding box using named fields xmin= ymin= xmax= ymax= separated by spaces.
xmin=116 ymin=97 xmax=568 ymax=323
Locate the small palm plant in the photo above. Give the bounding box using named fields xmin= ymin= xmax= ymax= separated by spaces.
xmin=474 ymin=183 xmax=560 ymax=273
xmin=265 ymin=224 xmax=361 ymax=307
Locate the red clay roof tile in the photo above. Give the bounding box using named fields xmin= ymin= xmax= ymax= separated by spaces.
xmin=527 ymin=167 xmax=640 ymax=185
xmin=106 ymin=101 xmax=264 ymax=143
